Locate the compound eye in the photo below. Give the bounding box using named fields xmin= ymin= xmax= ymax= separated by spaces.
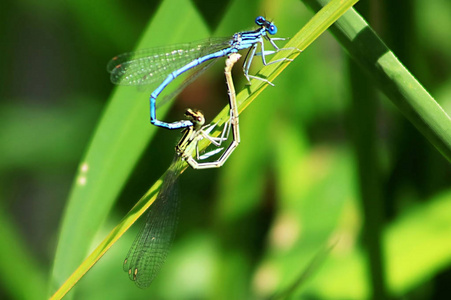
xmin=268 ymin=24 xmax=277 ymax=35
xmin=255 ymin=16 xmax=265 ymax=26
xmin=197 ymin=115 xmax=205 ymax=125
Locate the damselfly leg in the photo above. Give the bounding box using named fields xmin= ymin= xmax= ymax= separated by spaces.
xmin=176 ymin=53 xmax=241 ymax=169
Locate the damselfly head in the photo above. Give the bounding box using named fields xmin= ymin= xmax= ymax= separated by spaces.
xmin=255 ymin=16 xmax=266 ymax=26
xmin=255 ymin=16 xmax=277 ymax=35
xmin=184 ymin=109 xmax=205 ymax=128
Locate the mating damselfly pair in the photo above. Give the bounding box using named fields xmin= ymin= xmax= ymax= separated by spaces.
xmin=108 ymin=16 xmax=296 ymax=288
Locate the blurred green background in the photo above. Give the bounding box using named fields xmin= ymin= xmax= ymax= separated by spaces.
xmin=1 ymin=0 xmax=451 ymax=299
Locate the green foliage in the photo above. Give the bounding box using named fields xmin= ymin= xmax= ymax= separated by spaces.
xmin=1 ymin=0 xmax=451 ymax=299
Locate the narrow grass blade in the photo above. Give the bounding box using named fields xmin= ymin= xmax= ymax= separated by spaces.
xmin=303 ymin=0 xmax=451 ymax=162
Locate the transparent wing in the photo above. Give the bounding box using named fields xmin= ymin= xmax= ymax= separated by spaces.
xmin=155 ymin=57 xmax=218 ymax=109
xmin=123 ymin=157 xmax=184 ymax=288
xmin=108 ymin=37 xmax=231 ymax=86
